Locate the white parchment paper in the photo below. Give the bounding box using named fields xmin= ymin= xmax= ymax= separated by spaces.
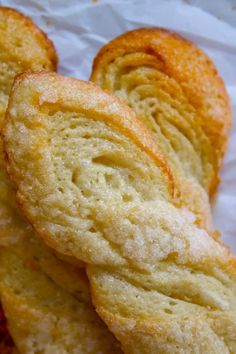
xmin=1 ymin=0 xmax=236 ymax=251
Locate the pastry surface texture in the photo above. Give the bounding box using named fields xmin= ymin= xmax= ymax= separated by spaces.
xmin=0 ymin=229 xmax=122 ymax=354
xmin=0 ymin=6 xmax=57 ymax=128
xmin=0 ymin=8 xmax=121 ymax=354
xmin=90 ymin=28 xmax=232 ymax=230
xmin=3 ymin=72 xmax=236 ymax=354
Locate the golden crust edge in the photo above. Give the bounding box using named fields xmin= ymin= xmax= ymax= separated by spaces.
xmin=0 ymin=6 xmax=58 ymax=71
xmin=90 ymin=27 xmax=232 ymax=196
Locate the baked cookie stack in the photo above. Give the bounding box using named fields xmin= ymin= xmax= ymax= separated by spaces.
xmin=0 ymin=6 xmax=235 ymax=354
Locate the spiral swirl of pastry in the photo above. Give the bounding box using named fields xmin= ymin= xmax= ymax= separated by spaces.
xmin=91 ymin=28 xmax=232 ymax=231
xmin=3 ymin=72 xmax=236 ymax=354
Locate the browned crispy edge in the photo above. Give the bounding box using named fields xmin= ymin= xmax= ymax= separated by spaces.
xmin=91 ymin=27 xmax=232 ymax=196
xmin=0 ymin=6 xmax=58 ymax=71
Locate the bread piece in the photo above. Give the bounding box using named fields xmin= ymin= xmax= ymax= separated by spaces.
xmin=0 ymin=119 xmax=121 ymax=354
xmin=0 ymin=232 xmax=122 ymax=354
xmin=3 ymin=72 xmax=173 ymax=261
xmin=91 ymin=28 xmax=232 ymax=230
xmin=0 ymin=156 xmax=121 ymax=354
xmin=0 ymin=5 xmax=57 ymax=178
xmin=0 ymin=7 xmax=57 ymax=128
xmin=0 ymin=5 xmax=57 ymax=245
xmin=0 ymin=8 xmax=121 ymax=353
xmin=3 ymin=72 xmax=236 ymax=353
xmin=0 ymin=237 xmax=120 ymax=348
xmin=0 ymin=7 xmax=52 ymax=352
xmin=0 ymin=175 xmax=90 ymax=299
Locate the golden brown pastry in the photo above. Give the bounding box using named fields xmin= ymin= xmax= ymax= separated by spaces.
xmin=0 ymin=8 xmax=121 ymax=353
xmin=0 ymin=6 xmax=57 ymax=184
xmin=0 ymin=159 xmax=121 ymax=354
xmin=90 ymin=28 xmax=232 ymax=230
xmin=0 ymin=231 xmax=122 ymax=354
xmin=3 ymin=72 xmax=236 ymax=353
xmin=0 ymin=6 xmax=57 ymax=127
xmin=1 ymin=144 xmax=120 ymax=354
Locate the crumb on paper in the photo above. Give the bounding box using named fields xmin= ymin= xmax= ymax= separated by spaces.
xmin=45 ymin=19 xmax=52 ymax=27
xmin=42 ymin=16 xmax=53 ymax=29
